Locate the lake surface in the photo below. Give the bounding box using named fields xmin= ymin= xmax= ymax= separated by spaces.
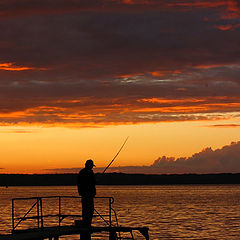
xmin=1 ymin=185 xmax=240 ymax=239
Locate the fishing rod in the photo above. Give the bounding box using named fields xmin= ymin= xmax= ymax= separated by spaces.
xmin=102 ymin=137 xmax=129 ymax=174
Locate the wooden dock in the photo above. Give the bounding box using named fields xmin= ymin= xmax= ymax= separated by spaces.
xmin=0 ymin=225 xmax=149 ymax=240
xmin=1 ymin=195 xmax=149 ymax=240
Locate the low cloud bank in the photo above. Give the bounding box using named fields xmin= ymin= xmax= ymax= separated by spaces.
xmin=46 ymin=141 xmax=240 ymax=174
xmin=152 ymin=141 xmax=240 ymax=173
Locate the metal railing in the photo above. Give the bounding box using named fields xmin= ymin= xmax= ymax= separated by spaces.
xmin=12 ymin=196 xmax=115 ymax=231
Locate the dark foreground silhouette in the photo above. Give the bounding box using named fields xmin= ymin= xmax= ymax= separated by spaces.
xmin=1 ymin=173 xmax=240 ymax=186
xmin=77 ymin=159 xmax=96 ymax=240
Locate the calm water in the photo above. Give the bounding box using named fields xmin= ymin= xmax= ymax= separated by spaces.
xmin=1 ymin=185 xmax=240 ymax=239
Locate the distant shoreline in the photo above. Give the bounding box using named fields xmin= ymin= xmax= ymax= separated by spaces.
xmin=1 ymin=173 xmax=240 ymax=186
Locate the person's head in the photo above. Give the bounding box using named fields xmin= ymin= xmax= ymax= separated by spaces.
xmin=85 ymin=159 xmax=95 ymax=169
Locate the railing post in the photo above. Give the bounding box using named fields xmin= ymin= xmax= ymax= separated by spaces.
xmin=109 ymin=198 xmax=112 ymax=227
xmin=37 ymin=198 xmax=40 ymax=228
xmin=12 ymin=196 xmax=116 ymax=232
xmin=40 ymin=197 xmax=44 ymax=228
xmin=59 ymin=196 xmax=61 ymax=226
xmin=12 ymin=199 xmax=14 ymax=231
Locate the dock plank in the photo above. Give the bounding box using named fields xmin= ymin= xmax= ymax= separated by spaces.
xmin=0 ymin=225 xmax=149 ymax=240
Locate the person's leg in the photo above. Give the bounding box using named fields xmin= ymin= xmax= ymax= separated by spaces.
xmin=88 ymin=197 xmax=94 ymax=226
xmin=81 ymin=197 xmax=92 ymax=239
xmin=82 ymin=197 xmax=88 ymax=226
xmin=82 ymin=197 xmax=94 ymax=226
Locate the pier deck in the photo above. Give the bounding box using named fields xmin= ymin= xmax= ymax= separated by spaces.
xmin=0 ymin=225 xmax=149 ymax=240
xmin=3 ymin=195 xmax=149 ymax=239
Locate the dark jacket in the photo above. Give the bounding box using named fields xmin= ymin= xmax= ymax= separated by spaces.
xmin=77 ymin=168 xmax=96 ymax=197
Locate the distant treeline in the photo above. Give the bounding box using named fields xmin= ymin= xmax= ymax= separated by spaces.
xmin=1 ymin=173 xmax=240 ymax=186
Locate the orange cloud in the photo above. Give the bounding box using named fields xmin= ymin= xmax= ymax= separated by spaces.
xmin=133 ymin=106 xmax=210 ymax=113
xmin=167 ymin=0 xmax=240 ymax=20
xmin=0 ymin=0 xmax=239 ymax=131
xmin=221 ymin=0 xmax=240 ymax=19
xmin=117 ymin=70 xmax=182 ymax=78
xmin=138 ymin=98 xmax=204 ymax=104
xmin=0 ymin=111 xmax=26 ymax=118
xmin=226 ymin=0 xmax=240 ymax=13
xmin=135 ymin=97 xmax=240 ymax=114
xmin=0 ymin=63 xmax=47 ymax=71
xmin=216 ymin=24 xmax=233 ymax=30
xmin=0 ymin=96 xmax=240 ymax=127
xmin=194 ymin=64 xmax=224 ymax=69
xmin=1 ymin=0 xmax=238 ymax=18
xmin=215 ymin=23 xmax=240 ymax=31
xmin=118 ymin=73 xmax=142 ymax=78
xmin=193 ymin=63 xmax=239 ymax=69
xmin=167 ymin=0 xmax=239 ymax=13
xmin=150 ymin=70 xmax=182 ymax=77
xmin=167 ymin=1 xmax=229 ymax=9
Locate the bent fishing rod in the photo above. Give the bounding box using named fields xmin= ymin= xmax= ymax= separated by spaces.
xmin=102 ymin=136 xmax=129 ymax=174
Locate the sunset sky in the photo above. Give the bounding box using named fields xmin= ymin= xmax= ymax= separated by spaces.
xmin=0 ymin=0 xmax=240 ymax=174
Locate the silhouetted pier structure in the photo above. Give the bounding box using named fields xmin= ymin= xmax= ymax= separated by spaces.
xmin=0 ymin=196 xmax=149 ymax=240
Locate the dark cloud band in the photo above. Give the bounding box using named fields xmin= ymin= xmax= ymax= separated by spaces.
xmin=0 ymin=0 xmax=240 ymax=126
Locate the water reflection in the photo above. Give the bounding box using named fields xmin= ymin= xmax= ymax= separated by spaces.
xmin=1 ymin=185 xmax=240 ymax=239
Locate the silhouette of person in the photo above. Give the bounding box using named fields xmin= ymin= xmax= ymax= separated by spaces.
xmin=77 ymin=159 xmax=96 ymax=228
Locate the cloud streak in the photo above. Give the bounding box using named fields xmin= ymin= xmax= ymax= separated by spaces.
xmin=0 ymin=62 xmax=47 ymax=71
xmin=206 ymin=124 xmax=240 ymax=128
xmin=0 ymin=1 xmax=239 ymax=16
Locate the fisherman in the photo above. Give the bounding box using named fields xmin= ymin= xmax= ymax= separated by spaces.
xmin=77 ymin=159 xmax=96 ymax=228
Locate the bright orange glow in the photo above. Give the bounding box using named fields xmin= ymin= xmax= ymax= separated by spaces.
xmin=133 ymin=103 xmax=240 ymax=113
xmin=216 ymin=24 xmax=233 ymax=30
xmin=0 ymin=62 xmax=47 ymax=71
xmin=138 ymin=98 xmax=204 ymax=104
xmin=0 ymin=97 xmax=240 ymax=128
xmin=118 ymin=73 xmax=142 ymax=78
xmin=150 ymin=70 xmax=182 ymax=77
xmin=1 ymin=120 xmax=240 ymax=174
xmin=0 ymin=63 xmax=32 ymax=71
xmin=215 ymin=23 xmax=240 ymax=30
xmin=0 ymin=111 xmax=27 ymax=118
